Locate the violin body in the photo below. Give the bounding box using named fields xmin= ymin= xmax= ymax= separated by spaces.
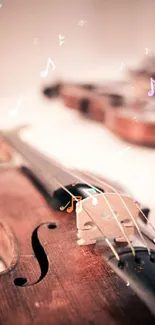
xmin=43 ymin=82 xmax=155 ymax=146
xmin=0 ymin=165 xmax=155 ymax=325
xmin=105 ymin=108 xmax=155 ymax=146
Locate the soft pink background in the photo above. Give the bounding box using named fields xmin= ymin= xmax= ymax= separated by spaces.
xmin=0 ymin=0 xmax=155 ymax=240
xmin=0 ymin=0 xmax=154 ymax=97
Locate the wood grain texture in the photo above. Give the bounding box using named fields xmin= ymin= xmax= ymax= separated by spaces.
xmin=0 ymin=167 xmax=154 ymax=325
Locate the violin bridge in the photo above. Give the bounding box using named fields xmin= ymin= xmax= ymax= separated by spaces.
xmin=76 ymin=193 xmax=140 ymax=246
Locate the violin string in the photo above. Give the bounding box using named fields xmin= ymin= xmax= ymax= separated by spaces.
xmin=51 ymin=175 xmax=120 ymax=260
xmin=82 ymin=206 xmax=120 ymax=261
xmin=46 ymin=172 xmax=135 ymax=256
xmin=3 ymin=137 xmax=134 ymax=260
xmin=89 ymin=173 xmax=154 ymax=251
xmin=80 ymin=171 xmax=151 ymax=255
xmin=134 ymin=205 xmax=155 ymax=238
xmin=52 ymin=168 xmax=136 ymax=256
xmin=8 ymin=136 xmax=136 ymax=256
xmin=4 ymin=134 xmax=150 ymax=254
xmin=105 ymin=238 xmax=120 ymax=260
xmin=82 ymin=171 xmax=155 ymax=235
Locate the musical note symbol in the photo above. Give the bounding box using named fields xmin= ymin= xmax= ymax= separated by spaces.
xmin=132 ymin=116 xmax=138 ymax=124
xmin=145 ymin=48 xmax=150 ymax=55
xmin=9 ymin=95 xmax=23 ymax=117
xmin=148 ymin=77 xmax=155 ymax=96
xmin=40 ymin=57 xmax=55 ymax=78
xmin=59 ymin=34 xmax=65 ymax=46
xmin=78 ymin=20 xmax=87 ymax=27
xmin=67 ymin=196 xmax=82 ymax=213
xmin=83 ymin=188 xmax=98 ymax=206
xmin=33 ymin=38 xmax=39 ymax=45
xmin=60 ymin=201 xmax=70 ymax=211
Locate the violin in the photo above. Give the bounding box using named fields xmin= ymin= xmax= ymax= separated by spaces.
xmin=1 ymin=126 xmax=155 ymax=325
xmin=43 ymin=72 xmax=155 ymax=147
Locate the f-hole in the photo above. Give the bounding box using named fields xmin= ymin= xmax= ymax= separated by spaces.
xmin=14 ymin=222 xmax=57 ymax=287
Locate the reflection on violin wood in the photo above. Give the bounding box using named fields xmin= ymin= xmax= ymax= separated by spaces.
xmin=0 ymin=260 xmax=6 ymax=272
xmin=0 ymin=167 xmax=154 ymax=325
xmin=0 ymin=218 xmax=19 ymax=274
xmin=0 ymin=137 xmax=13 ymax=163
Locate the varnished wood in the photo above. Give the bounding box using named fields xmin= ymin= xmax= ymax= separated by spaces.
xmin=0 ymin=219 xmax=19 ymax=271
xmin=0 ymin=167 xmax=154 ymax=325
xmin=105 ymin=108 xmax=155 ymax=146
xmin=0 ymin=137 xmax=12 ymax=162
xmin=43 ymin=80 xmax=155 ymax=146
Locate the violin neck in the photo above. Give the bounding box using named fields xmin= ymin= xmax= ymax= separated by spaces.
xmin=1 ymin=129 xmax=79 ymax=194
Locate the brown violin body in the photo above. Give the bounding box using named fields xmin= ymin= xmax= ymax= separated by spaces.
xmin=105 ymin=108 xmax=155 ymax=146
xmin=0 ymin=165 xmax=155 ymax=325
xmin=43 ymin=82 xmax=155 ymax=146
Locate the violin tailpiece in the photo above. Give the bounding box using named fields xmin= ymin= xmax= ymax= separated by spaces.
xmin=104 ymin=247 xmax=155 ymax=316
xmin=76 ymin=193 xmax=140 ymax=246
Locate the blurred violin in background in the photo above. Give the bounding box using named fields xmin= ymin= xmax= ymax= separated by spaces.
xmin=43 ymin=55 xmax=155 ymax=146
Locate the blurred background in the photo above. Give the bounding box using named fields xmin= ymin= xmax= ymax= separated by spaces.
xmin=0 ymin=0 xmax=154 ymax=98
xmin=0 ymin=0 xmax=155 ymax=219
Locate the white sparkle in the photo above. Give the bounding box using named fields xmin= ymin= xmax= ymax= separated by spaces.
xmin=126 ymin=281 xmax=130 ymax=287
xmin=112 ymin=146 xmax=130 ymax=161
xmin=0 ymin=4 xmax=3 ymax=8
xmin=101 ymin=212 xmax=106 ymax=218
xmin=59 ymin=34 xmax=65 ymax=46
xmin=120 ymin=62 xmax=125 ymax=70
xmin=145 ymin=48 xmax=150 ymax=55
xmin=33 ymin=38 xmax=39 ymax=45
xmin=78 ymin=20 xmax=87 ymax=27
xmin=132 ymin=116 xmax=138 ymax=124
